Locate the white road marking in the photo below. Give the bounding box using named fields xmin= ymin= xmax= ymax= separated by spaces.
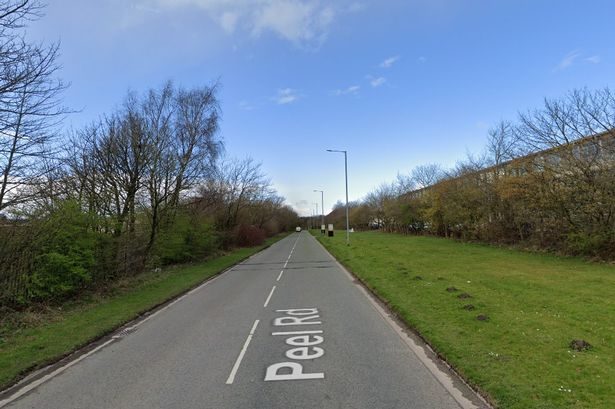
xmin=272 ymin=330 xmax=323 ymax=336
xmin=263 ymin=286 xmax=277 ymax=308
xmin=264 ymin=362 xmax=324 ymax=381
xmin=282 ymin=235 xmax=299 ymax=268
xmin=276 ymin=270 xmax=284 ymax=281
xmin=133 ymin=269 xmax=228 ymax=330
xmin=266 ymin=307 xmax=325 ymax=382
xmin=0 ymin=339 xmax=116 ymax=408
xmin=0 ymin=273 xmax=223 ymax=407
xmin=225 ymin=319 xmax=260 ymax=385
xmin=0 ymin=239 xmax=283 ymax=405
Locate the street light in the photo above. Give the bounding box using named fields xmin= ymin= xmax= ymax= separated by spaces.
xmin=313 ymin=189 xmax=324 ymax=233
xmin=326 ymin=149 xmax=349 ymax=245
xmin=313 ymin=203 xmax=319 ymax=231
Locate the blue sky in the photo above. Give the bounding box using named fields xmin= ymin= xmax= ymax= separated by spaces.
xmin=29 ymin=0 xmax=614 ymax=216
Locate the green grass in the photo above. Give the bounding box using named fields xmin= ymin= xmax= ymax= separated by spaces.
xmin=315 ymin=231 xmax=615 ymax=409
xmin=0 ymin=235 xmax=286 ymax=390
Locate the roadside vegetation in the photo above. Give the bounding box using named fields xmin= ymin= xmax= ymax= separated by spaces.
xmin=315 ymin=231 xmax=615 ymax=409
xmin=0 ymin=234 xmax=286 ymax=390
xmin=0 ymin=2 xmax=299 ymax=312
xmin=326 ymin=87 xmax=615 ymax=260
xmin=0 ymin=2 xmax=298 ymax=387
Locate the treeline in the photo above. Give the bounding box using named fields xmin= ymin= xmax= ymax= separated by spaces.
xmin=0 ymin=2 xmax=298 ymax=307
xmin=329 ymin=87 xmax=615 ymax=259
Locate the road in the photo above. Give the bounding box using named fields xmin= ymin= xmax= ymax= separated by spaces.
xmin=1 ymin=232 xmax=489 ymax=409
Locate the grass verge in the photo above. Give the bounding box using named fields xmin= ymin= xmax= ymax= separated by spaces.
xmin=0 ymin=235 xmax=287 ymax=391
xmin=314 ymin=231 xmax=615 ymax=409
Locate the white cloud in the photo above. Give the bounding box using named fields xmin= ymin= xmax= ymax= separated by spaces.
xmin=238 ymin=100 xmax=255 ymax=110
xmin=555 ymin=50 xmax=602 ymax=71
xmin=252 ymin=1 xmax=334 ymax=45
xmin=220 ymin=11 xmax=239 ymax=33
xmin=333 ymin=85 xmax=360 ymax=96
xmin=274 ymin=88 xmax=301 ymax=104
xmin=370 ymin=76 xmax=386 ymax=87
xmin=151 ymin=0 xmax=357 ymax=46
xmin=380 ymin=55 xmax=400 ymax=68
xmin=555 ymin=50 xmax=581 ymax=70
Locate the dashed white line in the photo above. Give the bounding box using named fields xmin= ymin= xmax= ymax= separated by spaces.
xmin=263 ymin=286 xmax=277 ymax=308
xmin=276 ymin=270 xmax=284 ymax=281
xmin=225 ymin=319 xmax=260 ymax=385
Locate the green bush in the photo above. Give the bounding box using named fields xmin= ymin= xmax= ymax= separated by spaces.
xmin=155 ymin=211 xmax=217 ymax=265
xmin=30 ymin=252 xmax=91 ymax=300
xmin=566 ymin=230 xmax=615 ymax=257
xmin=28 ymin=200 xmax=97 ymax=301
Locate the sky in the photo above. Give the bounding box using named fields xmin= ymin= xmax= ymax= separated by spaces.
xmin=28 ymin=0 xmax=615 ymax=216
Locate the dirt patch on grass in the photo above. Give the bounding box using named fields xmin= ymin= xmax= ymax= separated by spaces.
xmin=569 ymin=339 xmax=592 ymax=351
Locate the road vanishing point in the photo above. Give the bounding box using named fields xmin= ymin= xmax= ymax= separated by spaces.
xmin=1 ymin=232 xmax=490 ymax=409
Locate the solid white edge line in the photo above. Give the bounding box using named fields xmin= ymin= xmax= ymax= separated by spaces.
xmin=225 ymin=319 xmax=260 ymax=385
xmin=309 ymin=234 xmax=492 ymax=409
xmin=276 ymin=270 xmax=284 ymax=281
xmin=263 ymin=286 xmax=276 ymax=308
xmin=0 ymin=236 xmax=295 ymax=406
xmin=0 ymin=339 xmax=116 ymax=408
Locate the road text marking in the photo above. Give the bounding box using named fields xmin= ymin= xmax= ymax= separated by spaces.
xmin=265 ymin=308 xmax=325 ymax=382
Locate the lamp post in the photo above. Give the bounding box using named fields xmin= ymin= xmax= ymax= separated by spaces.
xmin=326 ymin=149 xmax=349 ymax=245
xmin=309 ymin=209 xmax=313 ymax=230
xmin=313 ymin=203 xmax=319 ymax=232
xmin=313 ymin=189 xmax=324 ymax=233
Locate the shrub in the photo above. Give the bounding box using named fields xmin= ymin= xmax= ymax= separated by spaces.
xmin=30 ymin=252 xmax=91 ymax=300
xmin=155 ymin=210 xmax=217 ymax=265
xmin=233 ymin=225 xmax=266 ymax=247
xmin=28 ymin=200 xmax=97 ymax=301
xmin=566 ymin=230 xmax=615 ymax=257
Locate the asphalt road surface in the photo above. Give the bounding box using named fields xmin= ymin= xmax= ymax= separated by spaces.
xmin=1 ymin=232 xmax=489 ymax=409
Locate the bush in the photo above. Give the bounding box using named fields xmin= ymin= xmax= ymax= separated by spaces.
xmin=28 ymin=200 xmax=97 ymax=301
xmin=233 ymin=225 xmax=266 ymax=247
xmin=566 ymin=230 xmax=615 ymax=257
xmin=30 ymin=252 xmax=91 ymax=300
xmin=155 ymin=210 xmax=217 ymax=265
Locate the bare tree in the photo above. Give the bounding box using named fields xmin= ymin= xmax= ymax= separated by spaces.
xmin=199 ymin=157 xmax=274 ymax=230
xmin=486 ymin=120 xmax=520 ymax=165
xmin=169 ymin=84 xmax=221 ymax=208
xmin=411 ymin=163 xmax=445 ymax=189
xmin=395 ymin=172 xmax=415 ymax=195
xmin=364 ymin=182 xmax=397 ymax=230
xmin=0 ymin=0 xmax=67 ymax=212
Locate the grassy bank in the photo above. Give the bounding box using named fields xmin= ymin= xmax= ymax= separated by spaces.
xmin=315 ymin=231 xmax=615 ymax=409
xmin=0 ymin=235 xmax=286 ymax=390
